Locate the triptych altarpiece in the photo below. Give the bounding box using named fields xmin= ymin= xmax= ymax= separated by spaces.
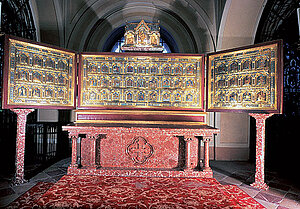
xmin=1 ymin=35 xmax=283 ymax=114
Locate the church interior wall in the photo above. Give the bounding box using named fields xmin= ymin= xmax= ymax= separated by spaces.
xmin=37 ymin=109 xmax=59 ymax=122
xmin=211 ymin=0 xmax=267 ymax=160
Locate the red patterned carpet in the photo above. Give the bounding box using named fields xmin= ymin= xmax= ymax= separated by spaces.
xmin=6 ymin=182 xmax=54 ymax=209
xmin=7 ymin=175 xmax=265 ymax=208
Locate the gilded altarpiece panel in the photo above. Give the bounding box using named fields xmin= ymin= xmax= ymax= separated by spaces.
xmin=207 ymin=41 xmax=283 ymax=113
xmin=79 ymin=53 xmax=204 ymax=111
xmin=2 ymin=36 xmax=76 ymax=109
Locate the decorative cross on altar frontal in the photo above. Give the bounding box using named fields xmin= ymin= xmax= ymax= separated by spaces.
xmin=126 ymin=137 xmax=154 ymax=164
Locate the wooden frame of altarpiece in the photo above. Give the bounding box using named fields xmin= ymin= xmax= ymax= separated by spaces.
xmin=2 ymin=35 xmax=283 ymax=189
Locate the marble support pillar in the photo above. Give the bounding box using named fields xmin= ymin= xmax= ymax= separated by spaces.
xmin=11 ymin=109 xmax=35 ymax=185
xmin=87 ymin=133 xmax=99 ymax=169
xmin=250 ymin=113 xmax=274 ymax=190
xmin=184 ymin=137 xmax=193 ymax=171
xmin=203 ymin=137 xmax=211 ymax=170
xmin=69 ymin=133 xmax=79 ymax=168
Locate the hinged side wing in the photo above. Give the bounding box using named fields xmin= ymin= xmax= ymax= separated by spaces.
xmin=2 ymin=35 xmax=77 ymax=109
xmin=206 ymin=40 xmax=283 ymax=113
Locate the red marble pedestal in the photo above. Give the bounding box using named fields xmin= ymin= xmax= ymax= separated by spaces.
xmin=11 ymin=109 xmax=35 ymax=185
xmin=63 ymin=125 xmax=219 ymax=178
xmin=249 ymin=113 xmax=274 ymax=190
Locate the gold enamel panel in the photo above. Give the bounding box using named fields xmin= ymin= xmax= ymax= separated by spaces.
xmin=79 ymin=53 xmax=204 ymax=110
xmin=2 ymin=36 xmax=76 ymax=109
xmin=207 ymin=41 xmax=283 ymax=113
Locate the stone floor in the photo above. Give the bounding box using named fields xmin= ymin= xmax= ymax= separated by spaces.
xmin=0 ymin=159 xmax=299 ymax=208
xmin=211 ymin=161 xmax=300 ymax=209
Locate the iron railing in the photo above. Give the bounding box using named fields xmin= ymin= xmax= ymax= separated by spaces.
xmin=24 ymin=122 xmax=71 ymax=176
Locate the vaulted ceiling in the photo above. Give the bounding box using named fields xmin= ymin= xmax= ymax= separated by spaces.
xmin=30 ymin=0 xmax=267 ymax=53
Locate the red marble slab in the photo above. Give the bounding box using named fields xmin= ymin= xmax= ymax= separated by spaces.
xmin=75 ymin=110 xmax=207 ymax=126
xmin=67 ymin=167 xmax=213 ymax=178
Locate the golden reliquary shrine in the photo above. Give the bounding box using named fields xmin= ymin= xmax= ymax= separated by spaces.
xmin=1 ymin=20 xmax=283 ymax=189
xmin=121 ymin=19 xmax=163 ymax=52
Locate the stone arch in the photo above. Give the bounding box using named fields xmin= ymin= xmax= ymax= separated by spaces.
xmin=54 ymin=0 xmax=219 ymax=53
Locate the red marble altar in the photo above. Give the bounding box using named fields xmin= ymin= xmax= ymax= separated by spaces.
xmin=11 ymin=109 xmax=35 ymax=185
xmin=63 ymin=125 xmax=219 ymax=178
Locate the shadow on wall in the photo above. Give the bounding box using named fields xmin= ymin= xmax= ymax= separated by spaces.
xmin=102 ymin=26 xmax=125 ymax=52
xmin=156 ymin=0 xmax=198 ymax=53
xmin=38 ymin=1 xmax=114 ymax=51
xmin=0 ymin=112 xmax=17 ymax=177
xmin=157 ymin=0 xmax=221 ymax=53
xmin=250 ymin=114 xmax=300 ymax=187
xmin=82 ymin=18 xmax=113 ymax=52
xmin=265 ymin=115 xmax=300 ymax=187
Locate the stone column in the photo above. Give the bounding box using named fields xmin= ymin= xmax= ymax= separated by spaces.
xmin=87 ymin=133 xmax=99 ymax=169
xmin=203 ymin=137 xmax=211 ymax=170
xmin=95 ymin=134 xmax=106 ymax=168
xmin=11 ymin=109 xmax=35 ymax=185
xmin=184 ymin=137 xmax=195 ymax=171
xmin=69 ymin=133 xmax=78 ymax=168
xmin=250 ymin=113 xmax=273 ymax=190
